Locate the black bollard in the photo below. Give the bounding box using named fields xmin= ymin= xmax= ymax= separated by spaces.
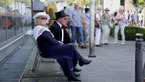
xmin=135 ymin=33 xmax=144 ymax=82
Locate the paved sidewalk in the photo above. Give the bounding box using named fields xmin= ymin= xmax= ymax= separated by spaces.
xmin=22 ymin=40 xmax=137 ymax=82
xmin=77 ymin=40 xmax=135 ymax=82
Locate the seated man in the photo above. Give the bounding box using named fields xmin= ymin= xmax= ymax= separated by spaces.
xmin=50 ymin=10 xmax=81 ymax=72
xmin=50 ymin=10 xmax=71 ymax=44
xmin=32 ymin=12 xmax=92 ymax=81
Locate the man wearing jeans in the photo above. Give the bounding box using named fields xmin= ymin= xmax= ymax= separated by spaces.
xmin=71 ymin=2 xmax=86 ymax=48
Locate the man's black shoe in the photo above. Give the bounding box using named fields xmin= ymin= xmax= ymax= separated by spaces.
xmin=79 ymin=59 xmax=92 ymax=66
xmin=68 ymin=75 xmax=81 ymax=81
xmin=73 ymin=67 xmax=82 ymax=72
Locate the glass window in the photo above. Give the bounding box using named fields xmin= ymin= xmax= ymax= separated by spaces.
xmin=7 ymin=0 xmax=16 ymax=39
xmin=0 ymin=0 xmax=7 ymax=43
xmin=0 ymin=0 xmax=32 ymax=44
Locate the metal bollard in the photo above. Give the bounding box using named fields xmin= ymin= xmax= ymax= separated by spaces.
xmin=135 ymin=33 xmax=144 ymax=82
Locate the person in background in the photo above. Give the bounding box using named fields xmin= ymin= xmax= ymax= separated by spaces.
xmin=138 ymin=11 xmax=143 ymax=26
xmin=80 ymin=5 xmax=88 ymax=47
xmin=32 ymin=12 xmax=92 ymax=81
xmin=101 ymin=8 xmax=110 ymax=45
xmin=95 ymin=5 xmax=102 ymax=47
xmin=124 ymin=11 xmax=130 ymax=25
xmin=130 ymin=10 xmax=137 ymax=26
xmin=65 ymin=2 xmax=74 ymax=37
xmin=114 ymin=6 xmax=126 ymax=45
xmin=85 ymin=8 xmax=90 ymax=40
xmin=63 ymin=6 xmax=67 ymax=12
xmin=71 ymin=2 xmax=86 ymax=48
xmin=113 ymin=10 xmax=118 ymax=26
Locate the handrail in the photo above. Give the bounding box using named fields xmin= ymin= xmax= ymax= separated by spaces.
xmin=0 ymin=35 xmax=24 ymax=51
xmin=0 ymin=33 xmax=27 ymax=65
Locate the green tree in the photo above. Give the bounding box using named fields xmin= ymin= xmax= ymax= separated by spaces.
xmin=66 ymin=0 xmax=99 ymax=7
xmin=7 ymin=0 xmax=13 ymax=6
xmin=0 ymin=0 xmax=13 ymax=8
xmin=120 ymin=0 xmax=125 ymax=6
xmin=25 ymin=0 xmax=31 ymax=7
xmin=0 ymin=0 xmax=6 ymax=7
xmin=132 ymin=0 xmax=145 ymax=11
xmin=137 ymin=0 xmax=145 ymax=12
xmin=138 ymin=0 xmax=144 ymax=5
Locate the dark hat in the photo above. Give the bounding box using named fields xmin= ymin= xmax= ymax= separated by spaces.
xmin=55 ymin=10 xmax=68 ymax=20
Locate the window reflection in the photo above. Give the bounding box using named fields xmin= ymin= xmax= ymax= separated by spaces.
xmin=0 ymin=0 xmax=32 ymax=43
xmin=0 ymin=0 xmax=7 ymax=42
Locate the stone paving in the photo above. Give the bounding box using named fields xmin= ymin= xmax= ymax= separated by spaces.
xmin=78 ymin=40 xmax=135 ymax=82
xmin=0 ymin=37 xmax=141 ymax=82
xmin=22 ymin=39 xmax=137 ymax=82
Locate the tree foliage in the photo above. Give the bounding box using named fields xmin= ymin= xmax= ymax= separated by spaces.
xmin=0 ymin=0 xmax=13 ymax=7
xmin=137 ymin=0 xmax=145 ymax=11
xmin=0 ymin=0 xmax=5 ymax=7
xmin=138 ymin=0 xmax=144 ymax=5
xmin=66 ymin=0 xmax=99 ymax=6
xmin=25 ymin=0 xmax=31 ymax=7
xmin=131 ymin=0 xmax=145 ymax=11
xmin=120 ymin=0 xmax=125 ymax=6
xmin=0 ymin=0 xmax=31 ymax=8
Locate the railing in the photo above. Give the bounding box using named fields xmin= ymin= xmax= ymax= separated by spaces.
xmin=135 ymin=33 xmax=144 ymax=82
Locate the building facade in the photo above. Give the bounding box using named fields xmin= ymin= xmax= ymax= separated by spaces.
xmin=103 ymin=0 xmax=120 ymax=12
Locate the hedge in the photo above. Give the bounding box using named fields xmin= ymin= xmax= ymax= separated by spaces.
xmin=110 ymin=26 xmax=145 ymax=41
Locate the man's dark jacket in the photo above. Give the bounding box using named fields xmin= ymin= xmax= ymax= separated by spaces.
xmin=50 ymin=21 xmax=71 ymax=44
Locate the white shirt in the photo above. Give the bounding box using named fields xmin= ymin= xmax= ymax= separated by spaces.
xmin=138 ymin=13 xmax=143 ymax=21
xmin=56 ymin=21 xmax=64 ymax=42
xmin=95 ymin=11 xmax=102 ymax=21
